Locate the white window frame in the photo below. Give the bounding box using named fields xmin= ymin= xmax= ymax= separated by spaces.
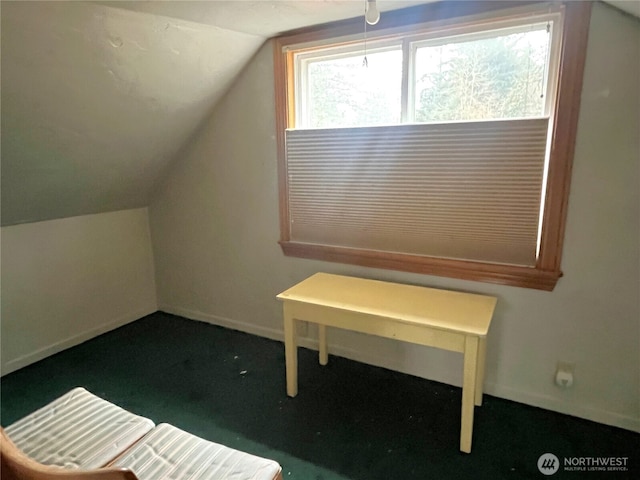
xmin=294 ymin=12 xmax=563 ymax=128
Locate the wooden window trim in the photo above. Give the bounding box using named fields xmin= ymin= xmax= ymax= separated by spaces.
xmin=273 ymin=0 xmax=592 ymax=291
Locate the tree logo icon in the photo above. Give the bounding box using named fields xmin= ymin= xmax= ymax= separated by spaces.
xmin=538 ymin=453 xmax=560 ymax=475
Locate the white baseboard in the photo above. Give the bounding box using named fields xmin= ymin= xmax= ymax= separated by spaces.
xmin=1 ymin=305 xmax=156 ymax=376
xmin=161 ymin=305 xmax=640 ymax=433
xmin=483 ymin=382 xmax=640 ymax=433
xmin=159 ymin=304 xmax=285 ymax=343
xmin=160 ymin=304 xmax=418 ymax=373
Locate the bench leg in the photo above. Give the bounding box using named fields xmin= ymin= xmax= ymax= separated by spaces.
xmin=475 ymin=336 xmax=486 ymax=407
xmin=318 ymin=324 xmax=328 ymax=366
xmin=283 ymin=305 xmax=298 ymax=397
xmin=460 ymin=335 xmax=479 ymax=453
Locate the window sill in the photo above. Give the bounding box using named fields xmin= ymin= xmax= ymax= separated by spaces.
xmin=280 ymin=241 xmax=561 ymax=291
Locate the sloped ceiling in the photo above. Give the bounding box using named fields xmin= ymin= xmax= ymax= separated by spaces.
xmin=1 ymin=1 xmax=266 ymax=226
xmin=0 ymin=1 xmax=636 ymax=226
xmin=606 ymin=0 xmax=640 ymax=18
xmin=0 ymin=0 xmax=430 ymax=226
xmin=99 ymin=0 xmax=427 ymax=36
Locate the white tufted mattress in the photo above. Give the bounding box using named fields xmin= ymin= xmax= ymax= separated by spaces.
xmin=111 ymin=423 xmax=282 ymax=480
xmin=4 ymin=387 xmax=155 ymax=469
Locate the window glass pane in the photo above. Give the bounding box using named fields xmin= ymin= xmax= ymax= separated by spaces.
xmin=414 ymin=26 xmax=551 ymax=122
xmin=305 ymin=48 xmax=402 ymax=128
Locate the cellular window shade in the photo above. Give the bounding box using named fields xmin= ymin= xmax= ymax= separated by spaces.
xmin=285 ymin=118 xmax=549 ymax=266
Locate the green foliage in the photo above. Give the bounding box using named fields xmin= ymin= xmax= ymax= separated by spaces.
xmin=307 ymin=50 xmax=402 ymax=128
xmin=303 ymin=29 xmax=549 ymax=128
xmin=415 ymin=31 xmax=548 ymax=122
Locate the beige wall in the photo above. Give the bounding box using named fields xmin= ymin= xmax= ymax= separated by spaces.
xmin=150 ymin=3 xmax=639 ymax=431
xmin=1 ymin=208 xmax=157 ymax=374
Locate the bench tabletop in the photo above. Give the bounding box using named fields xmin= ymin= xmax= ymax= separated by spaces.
xmin=277 ymin=273 xmax=497 ymax=336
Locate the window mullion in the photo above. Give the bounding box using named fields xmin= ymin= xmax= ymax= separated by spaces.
xmin=401 ymin=38 xmax=411 ymax=123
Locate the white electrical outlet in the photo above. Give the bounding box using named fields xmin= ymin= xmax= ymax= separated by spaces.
xmin=555 ymin=361 xmax=575 ymax=388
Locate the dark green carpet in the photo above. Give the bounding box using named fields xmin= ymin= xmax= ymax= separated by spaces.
xmin=1 ymin=312 xmax=638 ymax=479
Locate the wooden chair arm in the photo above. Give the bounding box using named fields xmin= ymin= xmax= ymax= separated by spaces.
xmin=1 ymin=428 xmax=138 ymax=480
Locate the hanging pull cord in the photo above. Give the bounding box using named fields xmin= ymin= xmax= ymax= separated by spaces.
xmin=363 ymin=0 xmax=368 ymax=67
xmin=540 ymin=20 xmax=551 ymax=100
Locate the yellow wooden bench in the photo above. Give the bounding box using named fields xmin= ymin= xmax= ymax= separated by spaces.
xmin=277 ymin=273 xmax=497 ymax=453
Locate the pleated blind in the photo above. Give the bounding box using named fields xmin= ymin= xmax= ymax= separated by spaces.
xmin=285 ymin=118 xmax=549 ymax=266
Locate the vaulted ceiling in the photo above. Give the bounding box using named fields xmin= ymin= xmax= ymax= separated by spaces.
xmin=1 ymin=1 xmax=637 ymax=226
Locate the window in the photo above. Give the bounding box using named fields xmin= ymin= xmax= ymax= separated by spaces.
xmin=298 ymin=21 xmax=554 ymax=127
xmin=299 ymin=45 xmax=403 ymax=127
xmin=411 ymin=24 xmax=552 ymax=122
xmin=274 ymin=1 xmax=592 ymax=290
